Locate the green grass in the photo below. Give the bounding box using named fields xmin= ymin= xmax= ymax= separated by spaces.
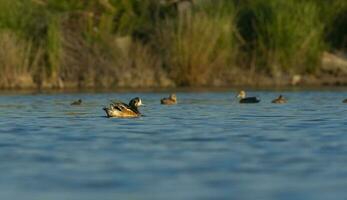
xmin=320 ymin=0 xmax=347 ymax=50
xmin=45 ymin=16 xmax=62 ymax=78
xmin=157 ymin=0 xmax=238 ymax=86
xmin=237 ymin=0 xmax=325 ymax=74
xmin=0 ymin=0 xmax=346 ymax=88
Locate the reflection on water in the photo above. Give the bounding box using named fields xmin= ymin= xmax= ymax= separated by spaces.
xmin=0 ymin=91 xmax=347 ymax=200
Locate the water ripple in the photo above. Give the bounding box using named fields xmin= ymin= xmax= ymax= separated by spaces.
xmin=0 ymin=91 xmax=347 ymax=200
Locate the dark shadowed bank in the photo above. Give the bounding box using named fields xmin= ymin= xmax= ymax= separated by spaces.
xmin=0 ymin=0 xmax=347 ymax=90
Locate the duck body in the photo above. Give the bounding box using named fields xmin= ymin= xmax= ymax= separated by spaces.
xmin=272 ymin=95 xmax=287 ymax=104
xmin=103 ymin=97 xmax=143 ymax=118
xmin=343 ymin=99 xmax=347 ymax=103
xmin=237 ymin=90 xmax=260 ymax=104
xmin=71 ymin=99 xmax=82 ymax=105
xmin=239 ymin=97 xmax=260 ymax=104
xmin=161 ymin=94 xmax=177 ymax=105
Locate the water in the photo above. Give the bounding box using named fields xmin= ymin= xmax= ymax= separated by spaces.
xmin=0 ymin=90 xmax=346 ymax=200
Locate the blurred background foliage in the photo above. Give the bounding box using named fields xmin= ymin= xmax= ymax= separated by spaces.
xmin=0 ymin=0 xmax=346 ymax=88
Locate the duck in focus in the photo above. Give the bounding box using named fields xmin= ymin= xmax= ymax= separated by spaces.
xmin=272 ymin=95 xmax=287 ymax=104
xmin=237 ymin=90 xmax=260 ymax=103
xmin=71 ymin=99 xmax=82 ymax=105
xmin=161 ymin=94 xmax=177 ymax=105
xmin=103 ymin=97 xmax=143 ymax=118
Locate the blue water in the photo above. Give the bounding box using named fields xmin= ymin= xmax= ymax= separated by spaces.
xmin=0 ymin=91 xmax=346 ymax=200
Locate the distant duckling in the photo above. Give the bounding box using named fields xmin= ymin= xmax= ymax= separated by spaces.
xmin=343 ymin=99 xmax=347 ymax=103
xmin=103 ymin=97 xmax=143 ymax=118
xmin=161 ymin=94 xmax=177 ymax=105
xmin=71 ymin=99 xmax=82 ymax=105
xmin=237 ymin=90 xmax=260 ymax=103
xmin=272 ymin=95 xmax=287 ymax=104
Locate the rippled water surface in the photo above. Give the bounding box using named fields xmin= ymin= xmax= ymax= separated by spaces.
xmin=0 ymin=91 xmax=346 ymax=200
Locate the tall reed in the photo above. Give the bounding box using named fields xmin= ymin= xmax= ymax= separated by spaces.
xmin=45 ymin=16 xmax=62 ymax=79
xmin=238 ymin=0 xmax=325 ymax=74
xmin=157 ymin=1 xmax=238 ymax=86
xmin=0 ymin=31 xmax=33 ymax=88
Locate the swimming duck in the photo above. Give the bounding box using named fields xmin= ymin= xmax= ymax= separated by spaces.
xmin=161 ymin=93 xmax=177 ymax=105
xmin=71 ymin=99 xmax=82 ymax=105
xmin=237 ymin=90 xmax=260 ymax=103
xmin=272 ymin=95 xmax=287 ymax=104
xmin=103 ymin=97 xmax=143 ymax=118
xmin=343 ymin=99 xmax=347 ymax=103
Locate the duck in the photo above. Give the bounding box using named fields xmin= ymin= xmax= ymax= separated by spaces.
xmin=272 ymin=95 xmax=287 ymax=104
xmin=103 ymin=97 xmax=143 ymax=118
xmin=161 ymin=93 xmax=177 ymax=105
xmin=71 ymin=99 xmax=82 ymax=105
xmin=343 ymin=99 xmax=347 ymax=103
xmin=237 ymin=90 xmax=260 ymax=103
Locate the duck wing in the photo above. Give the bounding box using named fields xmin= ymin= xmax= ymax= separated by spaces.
xmin=111 ymin=102 xmax=141 ymax=116
xmin=111 ymin=102 xmax=131 ymax=111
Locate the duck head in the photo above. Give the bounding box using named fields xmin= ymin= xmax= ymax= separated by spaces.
xmin=169 ymin=93 xmax=177 ymax=101
xmin=237 ymin=90 xmax=246 ymax=99
xmin=129 ymin=97 xmax=143 ymax=107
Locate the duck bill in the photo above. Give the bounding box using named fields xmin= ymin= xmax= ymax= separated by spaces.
xmin=138 ymin=100 xmax=144 ymax=106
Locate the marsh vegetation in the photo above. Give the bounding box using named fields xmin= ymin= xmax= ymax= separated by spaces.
xmin=0 ymin=0 xmax=346 ymax=89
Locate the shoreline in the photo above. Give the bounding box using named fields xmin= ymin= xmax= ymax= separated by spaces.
xmin=1 ymin=85 xmax=347 ymax=95
xmin=2 ymin=50 xmax=347 ymax=92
